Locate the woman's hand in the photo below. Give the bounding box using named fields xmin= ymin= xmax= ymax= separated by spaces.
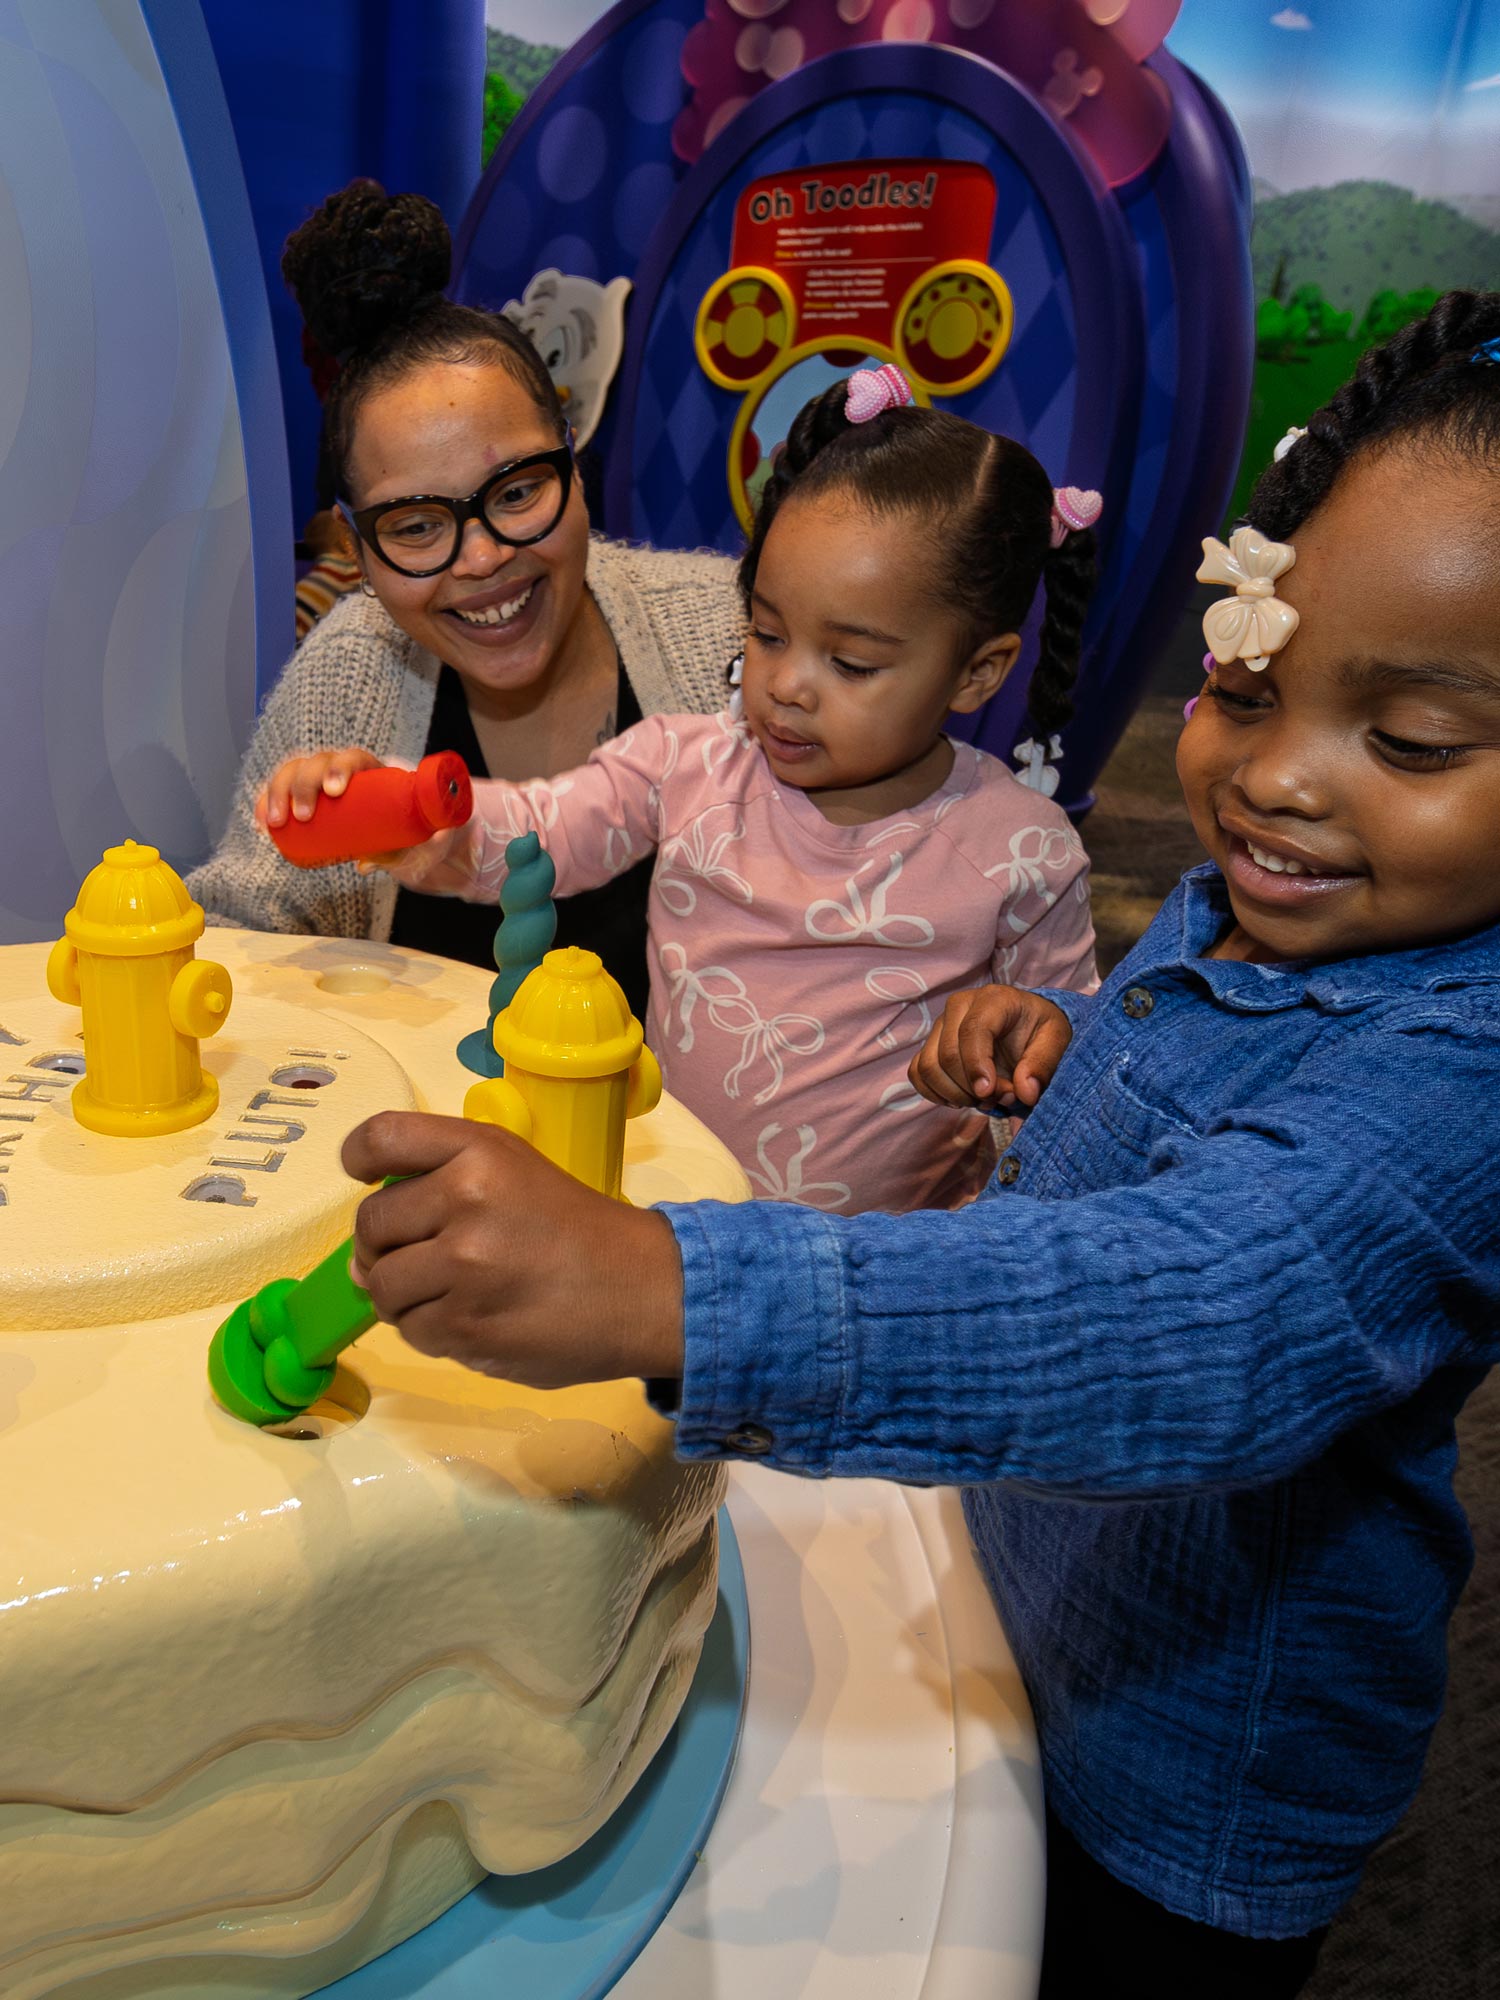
xmin=255 ymin=748 xmax=385 ymax=832
xmin=910 ymin=986 xmax=1073 ymax=1111
xmin=342 ymin=1113 xmax=687 ymax=1389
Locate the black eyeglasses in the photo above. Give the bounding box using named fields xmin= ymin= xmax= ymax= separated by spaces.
xmin=342 ymin=441 xmax=574 ymax=578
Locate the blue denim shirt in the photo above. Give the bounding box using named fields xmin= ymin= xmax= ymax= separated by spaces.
xmin=662 ymin=865 xmax=1500 ymax=1937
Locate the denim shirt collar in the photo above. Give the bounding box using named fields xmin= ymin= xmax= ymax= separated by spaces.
xmin=1124 ymin=865 xmax=1500 ymax=1016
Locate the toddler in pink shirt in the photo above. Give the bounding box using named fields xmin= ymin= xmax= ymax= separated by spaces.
xmin=261 ymin=366 xmax=1101 ymax=1212
xmin=398 ymin=708 xmax=1091 ymax=1212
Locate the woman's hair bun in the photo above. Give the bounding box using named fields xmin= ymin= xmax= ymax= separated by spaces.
xmin=282 ymin=179 xmax=452 ymax=362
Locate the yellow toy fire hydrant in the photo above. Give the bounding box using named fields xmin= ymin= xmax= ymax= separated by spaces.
xmin=45 ymin=840 xmax=233 ymax=1138
xmin=463 ymin=945 xmax=661 ymax=1200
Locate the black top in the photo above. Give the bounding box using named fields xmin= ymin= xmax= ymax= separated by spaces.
xmin=389 ymin=662 xmax=655 ymax=1022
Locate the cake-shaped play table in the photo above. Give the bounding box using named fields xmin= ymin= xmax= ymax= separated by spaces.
xmin=0 ymin=926 xmax=751 ymax=1999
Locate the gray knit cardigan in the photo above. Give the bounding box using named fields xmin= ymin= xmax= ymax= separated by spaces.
xmin=188 ymin=536 xmax=745 ymax=939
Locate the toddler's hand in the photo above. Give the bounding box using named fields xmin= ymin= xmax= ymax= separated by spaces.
xmin=256 ymin=748 xmax=385 ymax=832
xmin=909 ymin=986 xmax=1073 ymax=1111
xmin=342 ymin=1113 xmax=687 ymax=1389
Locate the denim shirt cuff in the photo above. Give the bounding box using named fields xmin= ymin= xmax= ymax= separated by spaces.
xmin=1033 ymin=983 xmax=1100 ymax=1041
xmin=658 ymin=1199 xmax=848 ymax=1470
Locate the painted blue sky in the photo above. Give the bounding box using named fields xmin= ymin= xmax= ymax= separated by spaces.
xmin=1167 ymin=0 xmax=1500 ymax=195
xmin=1169 ymin=0 xmax=1500 ymax=119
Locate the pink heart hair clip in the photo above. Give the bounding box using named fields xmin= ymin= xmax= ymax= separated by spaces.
xmin=1051 ymin=486 xmax=1103 ymax=548
xmin=845 ymin=363 xmax=915 ymax=424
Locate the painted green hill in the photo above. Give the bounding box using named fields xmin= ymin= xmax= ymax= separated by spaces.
xmin=483 ymin=31 xmax=565 ymax=165
xmin=485 ymin=29 xmax=564 ymax=98
xmin=1252 ymin=180 xmax=1500 ymax=314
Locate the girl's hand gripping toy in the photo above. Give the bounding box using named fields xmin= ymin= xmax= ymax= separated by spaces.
xmin=269 ymin=752 xmax=473 ymax=868
xmin=209 ymin=939 xmax=662 ymax=1427
xmin=208 ymin=1224 xmax=379 ymax=1428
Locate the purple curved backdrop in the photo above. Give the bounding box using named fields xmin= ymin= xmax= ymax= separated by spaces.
xmin=454 ymin=4 xmax=1253 ymax=810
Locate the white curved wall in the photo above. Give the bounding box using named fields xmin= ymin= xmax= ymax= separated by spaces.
xmin=0 ymin=0 xmax=286 ymax=940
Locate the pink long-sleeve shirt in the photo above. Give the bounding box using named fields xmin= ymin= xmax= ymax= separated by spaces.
xmin=399 ymin=710 xmax=1096 ymax=1213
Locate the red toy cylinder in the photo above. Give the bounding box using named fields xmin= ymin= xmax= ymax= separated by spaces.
xmin=270 ymin=753 xmax=473 ymax=868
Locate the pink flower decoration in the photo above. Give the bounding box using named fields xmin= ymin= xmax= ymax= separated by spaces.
xmin=673 ymin=1 xmax=1180 ymax=187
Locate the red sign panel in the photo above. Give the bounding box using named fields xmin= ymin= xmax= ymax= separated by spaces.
xmin=729 ymin=159 xmax=997 ymax=348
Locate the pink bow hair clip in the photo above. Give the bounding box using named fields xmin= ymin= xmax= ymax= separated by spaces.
xmin=845 ymin=363 xmax=914 ymax=424
xmin=1050 ymin=486 xmax=1103 ymax=548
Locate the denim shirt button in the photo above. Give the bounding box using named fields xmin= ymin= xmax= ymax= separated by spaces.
xmin=723 ymin=1423 xmax=773 ymax=1456
xmin=1122 ymin=985 xmax=1155 ymax=1019
xmin=997 ymin=1155 xmax=1021 ymax=1185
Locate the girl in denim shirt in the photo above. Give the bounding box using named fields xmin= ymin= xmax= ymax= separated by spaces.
xmin=342 ymin=292 xmax=1500 ymax=1997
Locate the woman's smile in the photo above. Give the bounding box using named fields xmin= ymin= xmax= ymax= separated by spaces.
xmin=443 ymin=574 xmax=542 ymax=638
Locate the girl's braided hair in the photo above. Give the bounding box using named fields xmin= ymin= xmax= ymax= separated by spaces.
xmin=739 ymin=382 xmax=1098 ymax=737
xmin=282 ymin=180 xmax=565 ymax=503
xmin=1246 ymin=290 xmax=1500 ymax=540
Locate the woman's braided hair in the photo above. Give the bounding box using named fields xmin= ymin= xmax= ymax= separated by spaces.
xmin=282 ymin=180 xmax=565 ymax=503
xmin=1245 ymin=289 xmax=1500 ymax=540
xmin=738 ymin=382 xmax=1098 ymax=736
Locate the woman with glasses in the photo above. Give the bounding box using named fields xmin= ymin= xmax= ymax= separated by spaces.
xmin=188 ymin=183 xmax=743 ymax=1019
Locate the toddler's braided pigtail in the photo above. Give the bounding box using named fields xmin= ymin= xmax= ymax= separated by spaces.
xmin=1028 ymin=526 xmax=1098 ymax=739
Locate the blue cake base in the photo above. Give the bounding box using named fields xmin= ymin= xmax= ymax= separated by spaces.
xmin=321 ymin=1510 xmax=749 ymax=1999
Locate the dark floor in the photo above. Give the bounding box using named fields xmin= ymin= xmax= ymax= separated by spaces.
xmin=1079 ymin=701 xmax=1500 ymax=1997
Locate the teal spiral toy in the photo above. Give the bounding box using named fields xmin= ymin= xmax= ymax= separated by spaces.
xmin=457 ymin=832 xmax=558 ymax=1077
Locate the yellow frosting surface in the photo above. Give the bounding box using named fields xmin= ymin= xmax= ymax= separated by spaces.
xmin=0 ymin=935 xmax=747 ymax=1998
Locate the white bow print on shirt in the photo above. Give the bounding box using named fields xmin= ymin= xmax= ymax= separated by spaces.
xmin=704 ymin=707 xmax=753 ymax=773
xmin=746 ymin=1122 xmax=851 ymax=1209
xmin=984 ymin=822 xmax=1084 ymax=918
xmin=806 ymin=853 xmax=935 ymax=949
xmin=659 ymin=945 xmax=823 ymax=1105
xmin=472 ymin=778 xmax=574 ymax=896
xmin=656 ymin=806 xmax=754 ymax=917
xmin=867 ymin=964 xmax=934 ymax=1051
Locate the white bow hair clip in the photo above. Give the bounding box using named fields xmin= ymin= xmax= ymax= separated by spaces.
xmin=1012 ymin=735 xmax=1063 ymax=796
xmin=1197 ymin=526 xmax=1298 ymax=674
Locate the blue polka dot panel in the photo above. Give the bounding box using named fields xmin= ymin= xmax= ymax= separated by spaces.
xmin=454 ymin=1 xmax=1252 ymax=810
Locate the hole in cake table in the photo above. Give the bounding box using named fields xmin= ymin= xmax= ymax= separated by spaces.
xmin=30 ymin=1049 xmax=85 ymax=1074
xmin=263 ymin=1366 xmax=370 ymax=1441
xmin=270 ymin=1063 xmax=338 ymax=1089
xmin=182 ymin=1173 xmax=256 ymax=1206
xmin=315 ymin=967 xmax=394 ymax=995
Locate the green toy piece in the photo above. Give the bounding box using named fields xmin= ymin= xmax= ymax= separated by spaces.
xmin=208 ymin=1229 xmax=377 ymax=1427
xmin=457 ymin=831 xmax=558 ymax=1077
